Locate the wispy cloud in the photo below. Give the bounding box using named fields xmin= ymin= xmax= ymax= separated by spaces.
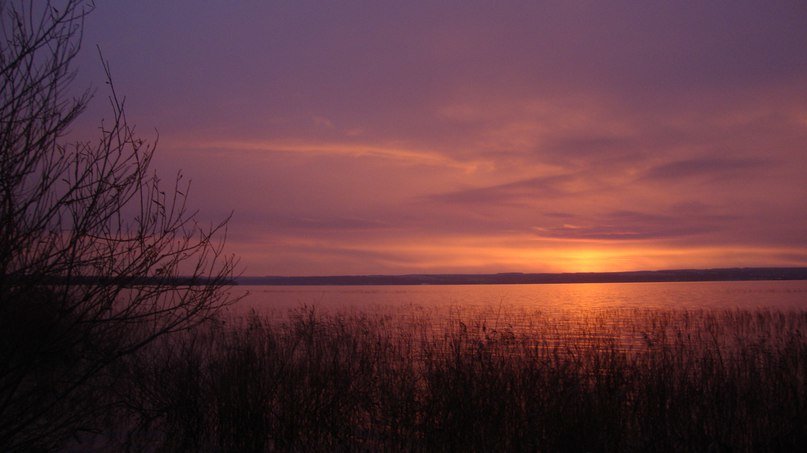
xmin=427 ymin=173 xmax=587 ymax=205
xmin=642 ymin=158 xmax=772 ymax=181
xmin=184 ymin=139 xmax=482 ymax=172
xmin=531 ymin=209 xmax=720 ymax=242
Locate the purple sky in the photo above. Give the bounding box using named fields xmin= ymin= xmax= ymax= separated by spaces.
xmin=71 ymin=1 xmax=807 ymax=275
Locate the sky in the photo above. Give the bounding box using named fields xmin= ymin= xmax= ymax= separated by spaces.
xmin=71 ymin=1 xmax=807 ymax=276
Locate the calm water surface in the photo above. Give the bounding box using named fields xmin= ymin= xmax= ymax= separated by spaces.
xmin=228 ymin=280 xmax=807 ymax=320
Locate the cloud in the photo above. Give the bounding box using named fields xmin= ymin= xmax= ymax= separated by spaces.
xmin=427 ymin=174 xmax=579 ymax=205
xmin=183 ymin=139 xmax=482 ymax=171
xmin=531 ymin=209 xmax=723 ymax=242
xmin=265 ymin=215 xmax=394 ymax=232
xmin=642 ymin=158 xmax=772 ymax=181
xmin=311 ymin=116 xmax=336 ymax=129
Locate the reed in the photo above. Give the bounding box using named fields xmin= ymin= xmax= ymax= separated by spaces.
xmin=108 ymin=306 xmax=807 ymax=452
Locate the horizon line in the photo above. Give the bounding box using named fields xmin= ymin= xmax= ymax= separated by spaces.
xmin=240 ymin=266 xmax=807 ymax=279
xmin=235 ymin=267 xmax=807 ymax=286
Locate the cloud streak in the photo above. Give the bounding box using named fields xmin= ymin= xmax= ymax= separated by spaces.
xmin=186 ymin=139 xmax=481 ymax=171
xmin=642 ymin=158 xmax=772 ymax=181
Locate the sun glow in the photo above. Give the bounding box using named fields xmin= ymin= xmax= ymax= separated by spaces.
xmin=229 ymin=229 xmax=807 ymax=276
xmin=560 ymin=249 xmax=615 ymax=273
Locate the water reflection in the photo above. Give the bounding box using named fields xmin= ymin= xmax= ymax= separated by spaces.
xmin=221 ymin=281 xmax=807 ymax=352
xmin=230 ymin=280 xmax=807 ymax=318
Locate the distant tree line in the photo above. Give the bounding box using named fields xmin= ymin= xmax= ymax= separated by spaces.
xmin=240 ymin=267 xmax=807 ymax=286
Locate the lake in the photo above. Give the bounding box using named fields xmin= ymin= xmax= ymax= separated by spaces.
xmin=227 ymin=280 xmax=807 ymax=325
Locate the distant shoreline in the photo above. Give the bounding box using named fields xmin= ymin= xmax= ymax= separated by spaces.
xmin=235 ymin=267 xmax=807 ymax=286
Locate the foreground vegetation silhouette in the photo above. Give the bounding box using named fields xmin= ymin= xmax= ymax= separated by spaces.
xmin=0 ymin=1 xmax=236 ymax=449
xmin=107 ymin=307 xmax=806 ymax=452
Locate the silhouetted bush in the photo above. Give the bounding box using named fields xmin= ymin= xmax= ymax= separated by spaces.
xmin=1 ymin=2 xmax=237 ymax=449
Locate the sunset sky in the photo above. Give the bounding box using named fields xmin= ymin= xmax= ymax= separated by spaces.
xmin=71 ymin=1 xmax=807 ymax=276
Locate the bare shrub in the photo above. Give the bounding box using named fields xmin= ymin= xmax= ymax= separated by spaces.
xmin=0 ymin=1 xmax=238 ymax=449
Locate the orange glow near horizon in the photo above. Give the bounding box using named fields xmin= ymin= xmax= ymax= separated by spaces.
xmin=226 ymin=229 xmax=807 ymax=276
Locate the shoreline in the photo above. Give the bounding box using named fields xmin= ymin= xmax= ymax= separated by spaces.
xmin=236 ymin=266 xmax=807 ymax=286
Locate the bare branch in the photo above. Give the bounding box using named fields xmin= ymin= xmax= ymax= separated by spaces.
xmin=0 ymin=1 xmax=239 ymax=449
